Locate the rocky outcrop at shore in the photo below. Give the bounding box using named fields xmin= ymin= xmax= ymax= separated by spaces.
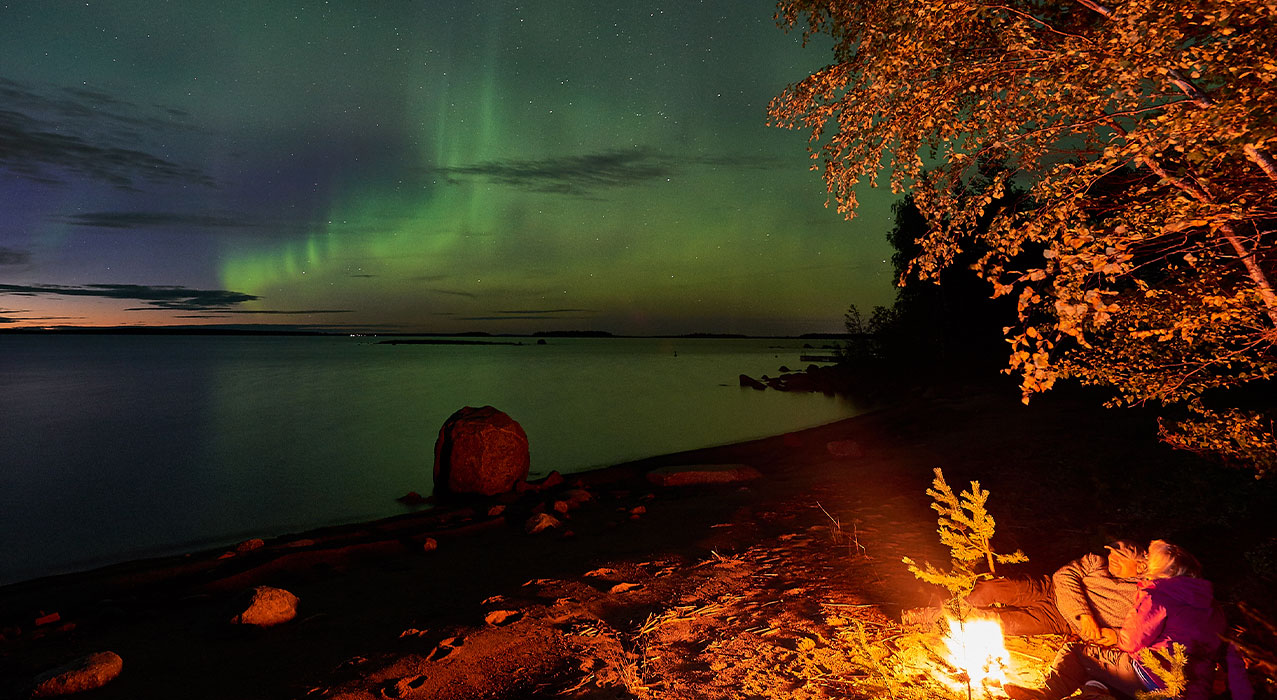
xmin=738 ymin=363 xmax=851 ymax=395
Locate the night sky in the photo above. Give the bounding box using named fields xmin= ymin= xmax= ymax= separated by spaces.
xmin=0 ymin=1 xmax=898 ymax=336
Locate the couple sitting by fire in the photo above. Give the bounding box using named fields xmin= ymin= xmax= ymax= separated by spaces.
xmin=924 ymin=539 xmax=1252 ymax=700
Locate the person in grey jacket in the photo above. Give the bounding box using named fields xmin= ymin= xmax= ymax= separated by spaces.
xmin=912 ymin=540 xmax=1146 ymax=639
xmin=1050 ymin=540 xmax=1145 ymax=642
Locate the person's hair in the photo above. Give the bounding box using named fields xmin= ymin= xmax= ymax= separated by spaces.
xmin=1107 ymin=539 xmax=1148 ymax=575
xmin=1146 ymin=540 xmax=1201 ymax=579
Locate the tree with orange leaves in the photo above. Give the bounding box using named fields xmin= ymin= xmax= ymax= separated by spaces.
xmin=769 ymin=0 xmax=1277 ymax=473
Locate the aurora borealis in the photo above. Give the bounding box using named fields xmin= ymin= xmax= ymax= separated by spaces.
xmin=0 ymin=1 xmax=898 ymax=335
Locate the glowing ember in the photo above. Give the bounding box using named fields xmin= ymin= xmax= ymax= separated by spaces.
xmin=942 ymin=616 xmax=1011 ymax=691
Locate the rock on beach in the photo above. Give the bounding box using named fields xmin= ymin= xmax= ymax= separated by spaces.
xmin=525 ymin=512 xmax=562 ymax=534
xmin=30 ymin=651 xmax=123 ymax=697
xmin=235 ymin=538 xmax=265 ymax=553
xmin=231 ymin=586 xmax=300 ymax=627
xmin=484 ymin=609 xmax=522 ymax=626
xmin=646 ymin=464 xmax=763 ymax=487
xmin=826 ymin=440 xmax=863 ymax=458
xmin=561 ymin=489 xmax=592 ymax=508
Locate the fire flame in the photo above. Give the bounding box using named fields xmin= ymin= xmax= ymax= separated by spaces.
xmin=942 ymin=616 xmax=1012 ymax=692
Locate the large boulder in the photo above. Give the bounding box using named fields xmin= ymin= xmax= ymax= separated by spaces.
xmin=434 ymin=406 xmax=530 ymax=496
xmin=30 ymin=652 xmax=123 ymax=697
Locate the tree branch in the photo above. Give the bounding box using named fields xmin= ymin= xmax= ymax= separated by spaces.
xmin=1071 ymin=0 xmax=1277 ymax=185
xmin=1139 ymin=156 xmax=1277 ymax=327
xmin=978 ymin=4 xmax=1093 ymax=42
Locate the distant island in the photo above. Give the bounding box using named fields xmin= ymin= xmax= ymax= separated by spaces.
xmin=377 ymin=338 xmax=525 ymax=346
xmin=531 ymin=330 xmax=614 ymax=338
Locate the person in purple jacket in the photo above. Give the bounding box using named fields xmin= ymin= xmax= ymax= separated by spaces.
xmin=1006 ymin=540 xmax=1252 ymax=700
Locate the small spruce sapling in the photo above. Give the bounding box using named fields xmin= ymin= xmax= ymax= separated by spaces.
xmin=1134 ymin=644 xmax=1189 ymax=700
xmin=903 ymin=468 xmax=1028 ymax=619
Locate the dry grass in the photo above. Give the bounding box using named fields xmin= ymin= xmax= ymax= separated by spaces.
xmin=540 ymin=526 xmax=1060 ymax=700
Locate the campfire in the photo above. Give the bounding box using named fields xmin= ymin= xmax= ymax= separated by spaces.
xmin=938 ymin=614 xmax=1012 ymax=696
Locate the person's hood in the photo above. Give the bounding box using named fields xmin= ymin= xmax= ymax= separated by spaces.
xmin=1140 ymin=576 xmax=1214 ymax=609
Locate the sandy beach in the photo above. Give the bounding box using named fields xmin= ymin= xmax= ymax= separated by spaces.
xmin=2 ymin=385 xmax=1273 ymax=699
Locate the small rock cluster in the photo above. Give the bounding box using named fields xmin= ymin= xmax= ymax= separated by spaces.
xmin=521 ymin=481 xmax=596 ymax=535
xmin=26 ymin=584 xmax=302 ymax=696
xmin=738 ymin=363 xmax=848 ymax=394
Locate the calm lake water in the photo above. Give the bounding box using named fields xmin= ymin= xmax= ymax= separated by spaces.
xmin=0 ymin=335 xmax=858 ymax=584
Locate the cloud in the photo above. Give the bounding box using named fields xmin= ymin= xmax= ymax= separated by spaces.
xmin=690 ymin=154 xmax=783 ymax=169
xmin=0 ymin=247 xmax=30 ymax=265
xmin=0 ymin=282 xmax=353 ymax=317
xmin=169 ymin=309 xmax=353 ymax=316
xmin=0 ymin=77 xmax=215 ymax=190
xmin=428 ymin=148 xmax=781 ymax=196
xmin=59 ymin=211 xmax=250 ymax=230
xmin=0 ymin=311 xmax=82 ymax=324
xmin=495 ymin=309 xmax=597 ymax=315
xmin=456 ymin=315 xmax=590 ymax=321
xmin=0 ymin=283 xmax=258 ymax=311
xmin=0 ymin=78 xmax=201 ymax=136
xmin=60 ymin=85 xmax=134 ymax=109
xmin=454 ymin=308 xmax=598 ymax=321
xmin=429 ymin=149 xmax=669 ymax=195
xmin=426 ymin=288 xmax=478 ymax=299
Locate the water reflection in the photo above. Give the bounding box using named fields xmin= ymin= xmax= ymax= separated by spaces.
xmin=0 ymin=335 xmax=857 ymax=583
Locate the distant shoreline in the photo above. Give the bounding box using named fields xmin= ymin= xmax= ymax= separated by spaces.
xmin=0 ymin=326 xmax=851 ymax=341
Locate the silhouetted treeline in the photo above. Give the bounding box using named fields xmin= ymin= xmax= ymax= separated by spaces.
xmin=839 ymin=193 xmax=1015 ymax=393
